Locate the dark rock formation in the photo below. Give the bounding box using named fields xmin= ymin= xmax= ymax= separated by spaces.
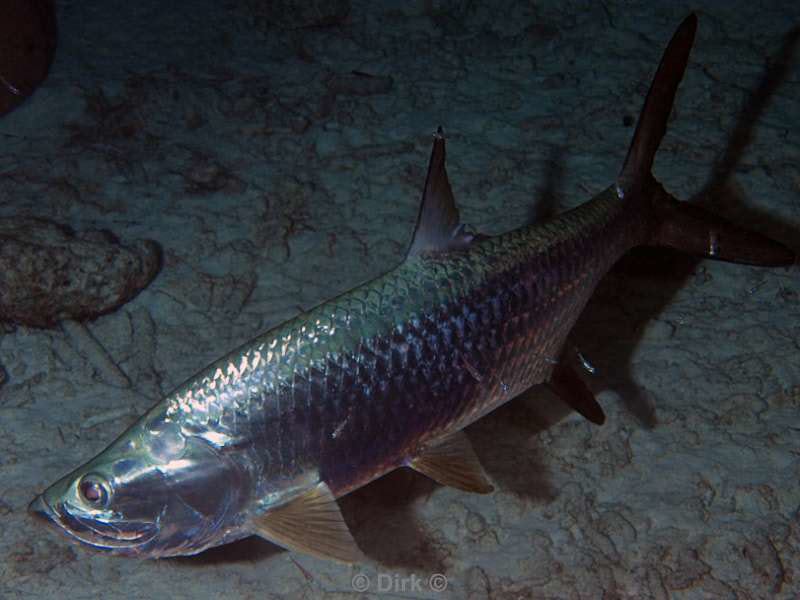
xmin=0 ymin=217 xmax=160 ymax=328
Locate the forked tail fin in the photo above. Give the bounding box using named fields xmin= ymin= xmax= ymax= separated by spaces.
xmin=618 ymin=14 xmax=795 ymax=267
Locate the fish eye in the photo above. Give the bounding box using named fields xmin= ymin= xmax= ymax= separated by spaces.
xmin=78 ymin=474 xmax=111 ymax=508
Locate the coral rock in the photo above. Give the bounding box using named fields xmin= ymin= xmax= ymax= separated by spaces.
xmin=0 ymin=217 xmax=161 ymax=328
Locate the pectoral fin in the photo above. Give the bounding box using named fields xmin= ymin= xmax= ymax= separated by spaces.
xmin=409 ymin=430 xmax=494 ymax=493
xmin=548 ymin=363 xmax=606 ymax=425
xmin=252 ymin=482 xmax=364 ymax=563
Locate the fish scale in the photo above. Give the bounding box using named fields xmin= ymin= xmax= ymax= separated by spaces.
xmin=156 ymin=183 xmax=640 ymax=504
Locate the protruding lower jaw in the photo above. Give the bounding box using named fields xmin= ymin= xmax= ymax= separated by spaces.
xmin=28 ymin=493 xmax=54 ymax=525
xmin=28 ymin=493 xmax=157 ymax=553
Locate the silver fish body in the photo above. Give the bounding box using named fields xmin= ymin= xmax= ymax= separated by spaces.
xmin=164 ymin=187 xmax=632 ymax=502
xmin=29 ymin=15 xmax=794 ymax=562
xmin=30 ymin=187 xmax=633 ymax=558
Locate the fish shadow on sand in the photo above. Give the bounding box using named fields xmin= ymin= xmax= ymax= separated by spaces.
xmin=571 ymin=23 xmax=800 ymax=429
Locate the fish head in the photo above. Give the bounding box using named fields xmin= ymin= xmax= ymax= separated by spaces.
xmin=29 ymin=408 xmax=250 ymax=557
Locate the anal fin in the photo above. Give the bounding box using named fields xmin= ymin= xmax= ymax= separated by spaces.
xmin=548 ymin=363 xmax=606 ymax=425
xmin=409 ymin=430 xmax=494 ymax=494
xmin=252 ymin=482 xmax=364 ymax=563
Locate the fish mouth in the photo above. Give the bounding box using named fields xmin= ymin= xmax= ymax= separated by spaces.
xmin=29 ymin=493 xmax=158 ymax=552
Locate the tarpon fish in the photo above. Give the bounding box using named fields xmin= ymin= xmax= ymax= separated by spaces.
xmin=30 ymin=14 xmax=794 ymax=562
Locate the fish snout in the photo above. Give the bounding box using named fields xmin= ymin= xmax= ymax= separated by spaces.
xmin=28 ymin=493 xmax=54 ymax=524
xmin=29 ymin=488 xmax=159 ymax=552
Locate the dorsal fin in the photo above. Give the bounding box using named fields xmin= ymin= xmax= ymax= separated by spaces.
xmin=406 ymin=127 xmax=472 ymax=259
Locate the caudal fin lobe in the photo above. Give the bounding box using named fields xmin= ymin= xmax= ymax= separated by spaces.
xmin=620 ymin=14 xmax=795 ymax=267
xmin=619 ymin=14 xmax=697 ymax=193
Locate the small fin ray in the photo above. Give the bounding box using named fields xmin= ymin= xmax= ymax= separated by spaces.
xmin=409 ymin=430 xmax=494 ymax=494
